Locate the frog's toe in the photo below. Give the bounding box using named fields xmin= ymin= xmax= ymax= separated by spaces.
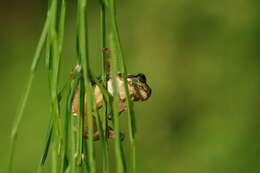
xmin=107 ymin=127 xmax=125 ymax=141
xmin=108 ymin=127 xmax=115 ymax=139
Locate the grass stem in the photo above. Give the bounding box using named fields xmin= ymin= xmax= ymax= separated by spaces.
xmin=7 ymin=2 xmax=56 ymax=172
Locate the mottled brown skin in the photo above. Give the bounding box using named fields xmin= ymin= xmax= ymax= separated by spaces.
xmin=72 ymin=73 xmax=152 ymax=141
xmin=72 ymin=87 xmax=115 ymax=140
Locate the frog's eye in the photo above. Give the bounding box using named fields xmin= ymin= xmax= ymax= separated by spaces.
xmin=137 ymin=73 xmax=146 ymax=83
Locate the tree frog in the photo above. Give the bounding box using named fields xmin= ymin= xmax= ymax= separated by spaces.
xmin=72 ymin=67 xmax=152 ymax=141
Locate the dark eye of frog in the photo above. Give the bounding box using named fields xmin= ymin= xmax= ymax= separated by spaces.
xmin=136 ymin=73 xmax=146 ymax=83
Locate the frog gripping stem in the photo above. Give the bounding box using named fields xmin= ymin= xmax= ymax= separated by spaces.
xmin=7 ymin=0 xmax=151 ymax=173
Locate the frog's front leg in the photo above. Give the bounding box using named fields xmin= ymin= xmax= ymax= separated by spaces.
xmin=119 ymin=102 xmax=127 ymax=113
xmin=83 ymin=115 xmax=100 ymax=141
xmin=83 ymin=114 xmax=124 ymax=141
xmin=107 ymin=102 xmax=127 ymax=120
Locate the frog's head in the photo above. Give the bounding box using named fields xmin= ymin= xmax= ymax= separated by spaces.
xmin=127 ymin=73 xmax=152 ymax=101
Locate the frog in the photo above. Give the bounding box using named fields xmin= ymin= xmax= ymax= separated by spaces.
xmin=71 ymin=65 xmax=152 ymax=141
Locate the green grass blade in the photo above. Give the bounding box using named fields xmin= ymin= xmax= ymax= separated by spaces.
xmin=57 ymin=1 xmax=67 ymax=172
xmin=107 ymin=0 xmax=128 ymax=172
xmin=46 ymin=0 xmax=66 ymax=172
xmin=98 ymin=4 xmax=110 ymax=170
xmin=58 ymin=0 xmax=66 ymax=54
xmin=7 ymin=74 xmax=34 ymax=173
xmin=76 ymin=0 xmax=96 ymax=173
xmin=99 ymin=5 xmax=110 ymax=173
xmin=76 ymin=79 xmax=84 ymax=173
xmin=37 ymin=116 xmax=54 ymax=173
xmin=66 ymin=73 xmax=81 ymax=173
xmin=7 ymin=2 xmax=56 ymax=172
xmin=37 ymin=76 xmax=71 ymax=173
xmin=107 ymin=0 xmax=136 ymax=172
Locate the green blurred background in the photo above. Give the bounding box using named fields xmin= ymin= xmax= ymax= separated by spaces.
xmin=1 ymin=0 xmax=260 ymax=172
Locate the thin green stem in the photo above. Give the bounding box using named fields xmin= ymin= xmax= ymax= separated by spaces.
xmin=108 ymin=0 xmax=136 ymax=172
xmin=76 ymin=0 xmax=96 ymax=173
xmin=99 ymin=1 xmax=110 ymax=173
xmin=7 ymin=2 xmax=55 ymax=172
xmin=37 ymin=115 xmax=54 ymax=173
xmin=10 ymin=0 xmax=136 ymax=172
xmin=76 ymin=79 xmax=84 ymax=173
xmin=108 ymin=0 xmax=126 ymax=170
xmin=58 ymin=0 xmax=66 ymax=54
xmin=37 ymin=77 xmax=71 ymax=173
xmin=100 ymin=2 xmax=108 ymax=80
xmin=57 ymin=1 xmax=67 ymax=172
xmin=47 ymin=0 xmax=65 ymax=172
xmin=67 ymin=73 xmax=81 ymax=173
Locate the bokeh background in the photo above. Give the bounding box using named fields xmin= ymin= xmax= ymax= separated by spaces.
xmin=1 ymin=0 xmax=260 ymax=172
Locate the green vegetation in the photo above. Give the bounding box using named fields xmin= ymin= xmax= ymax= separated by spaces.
xmin=1 ymin=0 xmax=260 ymax=173
xmin=6 ymin=0 xmax=136 ymax=173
